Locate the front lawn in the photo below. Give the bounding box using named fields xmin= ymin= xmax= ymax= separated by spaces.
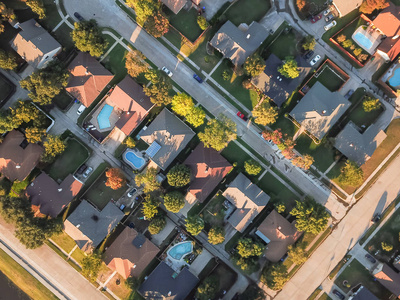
xmin=224 ymin=0 xmax=271 ymax=26
xmin=168 ymin=8 xmax=204 ymax=43
xmin=50 ymin=232 xmax=77 ymax=253
xmin=268 ymin=29 xmax=300 ymax=60
xmin=101 ymin=42 xmax=128 ymax=83
xmin=51 ymin=22 xmax=74 ymax=51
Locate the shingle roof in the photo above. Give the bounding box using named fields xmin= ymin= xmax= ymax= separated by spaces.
xmin=161 ymin=0 xmax=186 ymax=14
xmin=140 ymin=108 xmax=195 ymax=170
xmin=210 ymin=21 xmax=269 ymax=67
xmin=290 ymin=82 xmax=351 ymax=140
xmin=0 ymin=130 xmax=44 ymax=182
xmin=66 ymin=52 xmax=113 ymax=107
xmin=255 ymin=210 xmax=301 ymax=262
xmin=184 ymin=143 xmax=232 ymax=203
xmin=332 ymin=0 xmax=362 ymax=17
xmin=351 ymin=286 xmax=379 ymax=300
xmin=223 ymin=173 xmax=270 ymax=233
xmin=334 ymin=122 xmax=387 ymax=166
xmin=139 ymin=262 xmax=199 ymax=300
xmin=373 ymin=263 xmax=400 ymax=297
xmin=27 ymin=173 xmax=83 ymax=218
xmin=251 ymin=54 xmax=311 ymax=107
xmin=64 ymin=201 xmax=124 ymax=253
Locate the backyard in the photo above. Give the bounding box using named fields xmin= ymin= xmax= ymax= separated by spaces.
xmin=347 ymin=97 xmax=383 ymax=129
xmin=167 ymin=8 xmax=204 ymax=43
xmin=53 ymin=90 xmax=74 ymax=111
xmin=267 ymin=28 xmax=300 ymax=60
xmin=0 ymin=75 xmax=14 ymax=103
xmin=208 ymin=263 xmax=238 ymax=297
xmin=202 ymin=195 xmax=227 ymax=230
xmin=224 ymin=0 xmax=271 ymax=26
xmin=304 ymin=63 xmax=348 ymax=92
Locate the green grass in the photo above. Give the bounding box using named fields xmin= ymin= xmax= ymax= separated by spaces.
xmin=224 ymin=0 xmax=271 ymax=26
xmin=70 ymin=247 xmax=86 ymax=264
xmin=101 ymin=42 xmax=128 ymax=83
xmin=0 ymin=76 xmax=13 ymax=101
xmin=46 ymin=138 xmax=90 ymax=181
xmin=318 ymin=293 xmax=333 ymax=300
xmin=50 ymin=232 xmax=77 ymax=253
xmin=347 ymin=101 xmax=383 ymax=129
xmin=42 ymin=0 xmax=63 ymax=29
xmin=268 ymin=30 xmax=299 ymax=60
xmin=168 ymin=8 xmax=203 ymax=42
xmin=209 ymin=263 xmax=237 ymax=296
xmin=9 ymin=178 xmax=30 ymax=197
xmin=335 ymin=260 xmax=392 ymax=299
xmin=51 ymin=22 xmax=74 ymax=51
xmin=210 ymin=59 xmax=259 ymax=110
xmin=53 ymin=90 xmax=73 ymax=111
xmin=308 ymin=288 xmax=322 ymax=300
xmin=202 ymin=195 xmax=226 ymax=229
xmin=329 ymin=255 xmax=351 ymax=280
xmin=224 ymin=231 xmax=242 ymax=251
xmin=306 ymin=65 xmax=347 ymax=92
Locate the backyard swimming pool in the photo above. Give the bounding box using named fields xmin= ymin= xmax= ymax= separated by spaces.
xmin=353 ymin=32 xmax=373 ymax=50
xmin=167 ymin=241 xmax=193 ymax=260
xmin=123 ymin=149 xmax=146 ymax=170
xmin=97 ymin=104 xmax=113 ymax=129
xmin=389 ymin=68 xmax=400 ymax=88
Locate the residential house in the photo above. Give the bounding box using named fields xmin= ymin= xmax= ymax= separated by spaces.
xmin=255 ymin=210 xmax=302 ymax=262
xmin=348 ymin=285 xmax=379 ymax=300
xmin=139 ymin=262 xmax=199 ymax=300
xmin=183 ymin=143 xmax=232 ymax=204
xmin=372 ymin=263 xmax=400 ymax=298
xmin=289 ymin=82 xmax=351 ymax=141
xmin=64 ymin=200 xmax=124 ymax=253
xmin=0 ymin=130 xmax=44 ymax=182
xmin=210 ymin=21 xmax=269 ymax=67
xmin=104 ymin=227 xmax=159 ymax=279
xmin=331 ymin=0 xmax=363 ymax=17
xmin=140 ymin=108 xmax=195 ymax=170
xmin=27 ymin=173 xmax=83 ymax=218
xmin=251 ymin=54 xmax=312 ymax=107
xmin=334 ymin=122 xmax=386 ymax=166
xmin=11 ymin=19 xmax=62 ymax=69
xmin=223 ymin=173 xmax=270 ymax=233
xmin=66 ymin=52 xmax=113 ymax=108
xmin=161 ymin=0 xmax=187 ymax=14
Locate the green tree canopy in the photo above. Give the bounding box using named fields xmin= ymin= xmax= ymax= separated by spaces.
xmin=208 ymin=227 xmax=225 ymax=245
xmin=278 ymin=57 xmax=299 ymax=79
xmin=171 ymin=93 xmax=194 ymax=117
xmin=163 ymin=191 xmax=185 ymax=213
xmin=362 ymin=97 xmax=381 ymax=112
xmin=360 ymin=0 xmax=389 ymax=14
xmin=124 ymin=136 xmax=136 ymax=148
xmin=197 ymin=16 xmax=209 ymax=30
xmin=287 ymin=242 xmax=308 ymax=265
xmin=302 ymin=35 xmax=316 ymax=51
xmin=25 ymin=0 xmax=46 ymax=19
xmin=261 ymin=264 xmax=289 ymax=291
xmin=42 ymin=135 xmax=66 ymax=163
xmin=233 ymin=255 xmax=259 ymax=273
xmin=135 ymin=167 xmax=161 ymax=193
xmin=252 ymin=101 xmax=278 ymax=126
xmin=167 ymin=164 xmax=191 ymax=187
xmin=143 ymin=70 xmax=172 ymax=106
xmin=290 ymin=199 xmax=329 ymax=234
xmin=81 ymin=252 xmax=102 ymax=282
xmin=196 ymin=275 xmax=219 ymax=300
xmin=142 ymin=195 xmax=160 ymax=220
xmin=185 ymin=216 xmax=204 ymax=236
xmin=337 ymin=160 xmax=364 ymax=187
xmin=186 ymin=106 xmax=206 ymax=128
xmin=11 ymin=100 xmax=40 ymax=125
xmin=125 ymin=50 xmax=149 ymax=78
xmin=25 ymin=127 xmax=46 ymax=143
xmin=243 ymin=54 xmax=266 ymax=77
xmin=126 ymin=0 xmax=159 ymax=25
xmin=237 ymin=238 xmax=265 ymax=258
xmin=199 ymin=115 xmax=237 ymax=151
xmin=244 ymin=159 xmax=262 ymax=176
xmin=0 ymin=49 xmax=17 ymax=70
xmin=71 ymin=20 xmax=108 ymax=57
xmin=0 ymin=196 xmax=32 ymax=225
xmin=148 ymin=216 xmax=166 ymax=235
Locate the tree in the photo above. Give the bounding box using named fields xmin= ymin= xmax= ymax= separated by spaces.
xmin=135 ymin=167 xmax=161 ymax=193
xmin=126 ymin=0 xmax=159 ymax=25
xmin=342 ymin=39 xmax=353 ymax=48
xmin=358 ymin=53 xmax=369 ymax=62
xmin=262 ymin=129 xmax=283 ymax=145
xmin=252 ymin=101 xmax=278 ymax=126
xmin=15 ymin=218 xmax=62 ymax=249
xmin=41 ymin=135 xmax=66 ymax=163
xmin=382 ymin=242 xmax=393 ymax=252
xmin=0 ymin=49 xmax=17 ymax=70
xmin=0 ymin=2 xmax=15 ymax=21
xmin=362 ymin=97 xmax=381 ymax=112
xmin=167 ymin=164 xmax=191 ymax=187
xmin=290 ymin=199 xmax=329 ymax=234
xmin=292 ymin=154 xmax=314 ymax=170
xmin=124 ymin=136 xmax=136 ymax=148
xmin=196 ymin=276 xmax=219 ymax=300
xmin=143 ymin=71 xmax=171 ymax=106
xmin=278 ymin=57 xmax=299 ymax=79
xmin=81 ymin=252 xmax=102 ymax=282
xmin=336 ymin=34 xmax=346 ymax=43
xmin=25 ymin=127 xmax=46 ymax=143
xmin=105 ymin=168 xmax=126 ymax=190
xmin=185 ymin=216 xmax=204 ymax=236
xmin=287 ymin=242 xmax=308 ymax=265
xmin=261 ymin=264 xmax=289 ymax=290
xmin=148 ymin=216 xmax=166 ymax=235
xmin=237 ymin=238 xmax=265 ymax=258
xmin=208 ymin=227 xmax=225 ymax=245
xmin=125 ymin=50 xmax=149 ymax=77
xmin=276 ymin=202 xmax=286 ymax=214
xmin=142 ymin=195 xmax=160 ymax=220
xmin=197 ymin=16 xmax=209 ymax=30
xmin=233 ymin=255 xmax=259 ymax=273
xmin=144 ymin=12 xmax=169 ymax=38
xmin=163 ymin=191 xmax=185 ymax=213
xmin=239 ymin=284 xmax=265 ymax=300
xmin=199 ymin=115 xmax=237 ymax=151
xmin=0 ymin=110 xmax=18 ymax=134
xmin=353 ymin=48 xmax=362 ymax=56
xmin=24 ymin=0 xmax=45 ymax=19
xmin=338 ymin=160 xmax=364 ymax=187
xmin=302 ymin=35 xmax=316 ymax=51
xmin=11 ymin=100 xmax=40 ymax=125
xmin=360 ymin=0 xmax=389 ymax=14
xmin=20 ymin=64 xmax=69 ymax=105
xmin=243 ymin=54 xmax=266 ymax=77
xmin=244 ymin=159 xmax=262 ymax=176
xmin=0 ymin=196 xmax=32 ymax=226
xmin=171 ymin=93 xmax=194 ymax=117
xmin=186 ymin=106 xmax=206 ymax=128
xmin=71 ymin=20 xmax=108 ymax=57
xmin=222 ymin=69 xmax=231 ymax=81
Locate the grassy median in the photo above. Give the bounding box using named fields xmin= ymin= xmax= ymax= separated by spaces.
xmin=0 ymin=248 xmax=58 ymax=300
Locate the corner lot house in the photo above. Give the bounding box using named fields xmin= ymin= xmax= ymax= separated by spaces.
xmin=27 ymin=173 xmax=83 ymax=218
xmin=251 ymin=54 xmax=312 ymax=107
xmin=372 ymin=263 xmax=400 ymax=298
xmin=334 ymin=122 xmax=386 ymax=166
xmin=290 ymin=82 xmax=351 ymax=141
xmin=139 ymin=262 xmax=199 ymax=300
xmin=104 ymin=227 xmax=159 ymax=279
xmin=184 ymin=143 xmax=232 ymax=204
xmin=66 ymin=52 xmax=113 ymax=108
xmin=140 ymin=108 xmax=195 ymax=170
xmin=255 ymin=210 xmax=301 ymax=262
xmin=210 ymin=21 xmax=269 ymax=67
xmin=11 ymin=19 xmax=62 ymax=69
xmin=223 ymin=173 xmax=270 ymax=233
xmin=331 ymin=0 xmax=363 ymax=17
xmin=161 ymin=0 xmax=186 ymax=14
xmin=0 ymin=130 xmax=43 ymax=182
xmin=64 ymin=200 xmax=124 ymax=253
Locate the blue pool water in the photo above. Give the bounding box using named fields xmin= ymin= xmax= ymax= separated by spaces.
xmin=389 ymin=68 xmax=400 ymax=87
xmin=168 ymin=242 xmax=193 ymax=260
xmin=97 ymin=104 xmax=113 ymax=129
xmin=124 ymin=151 xmax=146 ymax=169
xmin=353 ymin=32 xmax=373 ymax=50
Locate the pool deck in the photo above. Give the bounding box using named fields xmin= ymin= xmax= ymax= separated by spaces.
xmin=383 ymin=62 xmax=400 ymax=89
xmin=352 ymin=26 xmax=382 ymax=55
xmin=164 ymin=241 xmax=193 ymax=273
xmin=122 ymin=148 xmax=148 ymax=171
xmin=89 ymin=99 xmax=123 ymax=133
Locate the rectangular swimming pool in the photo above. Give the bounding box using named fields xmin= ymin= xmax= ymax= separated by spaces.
xmin=353 ymin=32 xmax=373 ymax=50
xmin=97 ymin=104 xmax=113 ymax=129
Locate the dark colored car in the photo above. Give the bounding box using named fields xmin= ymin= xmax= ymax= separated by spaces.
xmin=76 ymin=164 xmax=87 ymax=175
xmin=371 ymin=213 xmax=381 ymax=223
xmin=365 ymin=253 xmax=376 ymax=263
xmin=333 ymin=289 xmax=345 ymax=300
xmin=344 ymin=89 xmax=354 ymax=99
xmin=325 ymin=14 xmax=334 ymax=22
xmin=303 ymin=50 xmax=314 ymax=60
xmin=237 ymin=111 xmax=248 ymax=121
xmin=311 ymin=14 xmax=322 ymax=23
xmin=193 ymin=74 xmax=203 ymax=83
xmin=74 ymin=12 xmax=84 ymax=21
xmin=127 ymin=188 xmax=137 ymax=198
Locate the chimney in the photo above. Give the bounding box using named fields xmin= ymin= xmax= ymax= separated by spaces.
xmin=58 ymin=188 xmax=62 ymax=192
xmin=85 ymin=68 xmax=89 ymax=75
xmin=76 ymin=224 xmax=81 ymax=228
xmin=350 ymin=143 xmax=354 ymax=147
xmin=15 ymin=165 xmax=21 ymax=169
xmin=246 ymin=34 xmax=251 ymax=39
xmin=322 ymin=110 xmax=327 ymax=115
xmin=278 ymin=226 xmax=282 ymax=230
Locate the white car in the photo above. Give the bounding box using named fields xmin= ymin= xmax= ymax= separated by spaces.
xmin=77 ymin=104 xmax=86 ymax=115
xmin=82 ymin=167 xmax=93 ymax=178
xmin=323 ymin=7 xmax=333 ymax=16
xmin=161 ymin=66 xmax=173 ymax=77
xmin=324 ymin=20 xmax=337 ymax=31
xmin=310 ymin=55 xmax=321 ymax=66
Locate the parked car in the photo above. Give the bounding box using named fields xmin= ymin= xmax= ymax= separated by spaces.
xmin=82 ymin=167 xmax=93 ymax=178
xmin=161 ymin=66 xmax=173 ymax=77
xmin=74 ymin=12 xmax=84 ymax=21
xmin=76 ymin=164 xmax=87 ymax=175
xmin=324 ymin=20 xmax=337 ymax=31
xmin=127 ymin=188 xmax=137 ymax=198
xmin=332 ymin=289 xmax=345 ymax=300
xmin=323 ymin=8 xmax=332 ymax=16
xmin=365 ymin=253 xmax=377 ymax=263
xmin=311 ymin=14 xmax=322 ymax=23
xmin=237 ymin=111 xmax=248 ymax=121
xmin=310 ymin=55 xmax=321 ymax=66
xmin=193 ymin=74 xmax=203 ymax=83
xmin=344 ymin=89 xmax=354 ymax=99
xmin=303 ymin=50 xmax=314 ymax=60
xmin=77 ymin=104 xmax=86 ymax=115
xmin=325 ymin=14 xmax=334 ymax=22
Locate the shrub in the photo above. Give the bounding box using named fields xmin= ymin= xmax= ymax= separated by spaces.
xmin=197 ymin=16 xmax=209 ymax=30
xmin=244 ymin=159 xmax=262 ymax=176
xmin=342 ymin=40 xmax=353 ymax=48
xmin=381 ymin=242 xmax=393 ymax=252
xmin=353 ymin=48 xmax=362 ymax=56
xmin=222 ymin=69 xmax=231 ymax=81
xmin=362 ymin=97 xmax=381 ymax=112
xmin=148 ymin=217 xmax=166 ymax=235
xmin=336 ymin=34 xmax=346 ymax=43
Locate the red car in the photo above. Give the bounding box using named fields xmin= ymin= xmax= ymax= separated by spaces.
xmin=237 ymin=111 xmax=248 ymax=121
xmin=310 ymin=14 xmax=322 ymax=23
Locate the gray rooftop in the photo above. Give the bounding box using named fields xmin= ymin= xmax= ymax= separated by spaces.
xmin=350 ymin=286 xmax=379 ymax=300
xmin=290 ymin=82 xmax=351 ymax=140
xmin=251 ymin=54 xmax=312 ymax=107
xmin=335 ymin=122 xmax=387 ymax=166
xmin=210 ymin=21 xmax=269 ymax=67
xmin=64 ymin=200 xmax=124 ymax=253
